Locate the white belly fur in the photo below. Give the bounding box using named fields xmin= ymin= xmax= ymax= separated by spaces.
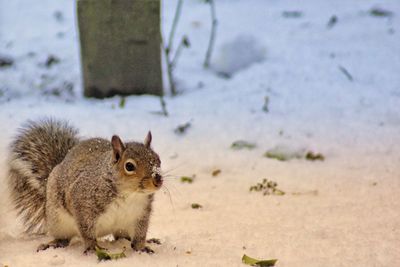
xmin=52 ymin=208 xmax=80 ymax=239
xmin=95 ymin=192 xmax=149 ymax=238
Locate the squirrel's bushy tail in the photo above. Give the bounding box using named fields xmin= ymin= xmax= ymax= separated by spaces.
xmin=7 ymin=119 xmax=79 ymax=234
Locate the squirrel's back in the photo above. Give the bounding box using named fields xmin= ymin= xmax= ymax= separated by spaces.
xmin=7 ymin=119 xmax=79 ymax=234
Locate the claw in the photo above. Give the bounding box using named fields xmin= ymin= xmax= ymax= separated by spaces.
xmin=83 ymin=246 xmax=95 ymax=255
xmin=147 ymin=238 xmax=161 ymax=245
xmin=140 ymin=246 xmax=154 ymax=254
xmin=37 ymin=239 xmax=70 ymax=252
xmin=37 ymin=243 xmax=50 ymax=252
xmin=132 ymin=242 xmax=154 ymax=254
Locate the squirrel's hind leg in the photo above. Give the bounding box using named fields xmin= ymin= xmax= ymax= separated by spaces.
xmin=37 ymin=238 xmax=70 ymax=252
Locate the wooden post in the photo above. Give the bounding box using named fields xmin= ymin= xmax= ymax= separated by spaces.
xmin=77 ymin=0 xmax=163 ymax=98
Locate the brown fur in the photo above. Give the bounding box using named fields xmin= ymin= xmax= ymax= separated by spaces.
xmin=7 ymin=119 xmax=162 ymax=253
xmin=8 ymin=119 xmax=78 ymax=233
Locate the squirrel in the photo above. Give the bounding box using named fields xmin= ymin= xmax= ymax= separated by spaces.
xmin=7 ymin=118 xmax=163 ymax=254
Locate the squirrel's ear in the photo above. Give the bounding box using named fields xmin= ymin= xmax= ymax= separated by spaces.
xmin=144 ymin=131 xmax=152 ymax=148
xmin=111 ymin=135 xmax=125 ymax=162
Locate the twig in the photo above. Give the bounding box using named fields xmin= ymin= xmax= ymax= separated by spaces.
xmin=171 ymin=41 xmax=183 ymax=70
xmin=164 ymin=0 xmax=184 ymax=96
xmin=160 ymin=96 xmax=168 ymax=116
xmin=338 ymin=65 xmax=353 ymax=81
xmin=262 ymin=96 xmax=269 ymax=113
xmin=203 ymin=0 xmax=217 ymax=68
xmin=167 ymin=0 xmax=183 ymax=54
xmin=171 ymin=36 xmax=190 ymax=69
xmin=164 ymin=47 xmax=177 ymax=96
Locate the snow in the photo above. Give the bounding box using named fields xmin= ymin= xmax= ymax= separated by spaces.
xmin=212 ymin=34 xmax=266 ymax=76
xmin=0 ymin=0 xmax=399 ymax=266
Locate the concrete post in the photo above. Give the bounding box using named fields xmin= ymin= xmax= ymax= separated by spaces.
xmin=77 ymin=0 xmax=163 ymax=98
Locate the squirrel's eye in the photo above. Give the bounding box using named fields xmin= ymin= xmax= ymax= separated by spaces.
xmin=124 ymin=159 xmax=136 ymax=174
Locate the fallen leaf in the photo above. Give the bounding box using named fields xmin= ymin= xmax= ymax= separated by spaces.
xmin=182 ymin=35 xmax=191 ymax=47
xmin=0 ymin=56 xmax=13 ymax=68
xmin=54 ymin=10 xmax=64 ymax=22
xmin=231 ymin=140 xmax=256 ymax=150
xmin=250 ymin=179 xmax=285 ymax=196
xmin=264 ymin=145 xmax=304 ymax=161
xmin=291 ymin=190 xmax=319 ymax=196
xmin=305 ymin=151 xmax=325 ymax=161
xmin=271 ymin=188 xmax=285 ymax=196
xmin=119 ymin=97 xmax=126 ymax=108
xmin=174 ymin=122 xmax=191 ymax=135
xmin=95 ymin=246 xmax=126 ymax=261
xmin=191 ymin=203 xmax=203 ymax=209
xmin=45 ymin=55 xmax=60 ymax=68
xmin=369 ymin=7 xmax=393 ymax=17
xmin=264 ymin=151 xmax=287 ymax=161
xmin=282 ymin=10 xmax=303 ymax=18
xmin=181 ymin=176 xmax=194 ymax=183
xmin=212 ymin=169 xmax=221 ymax=176
xmin=327 ymin=15 xmax=338 ymax=29
xmin=242 ymin=254 xmax=278 ymax=267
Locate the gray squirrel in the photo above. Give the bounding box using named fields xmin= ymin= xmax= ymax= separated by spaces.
xmin=7 ymin=119 xmax=163 ymax=254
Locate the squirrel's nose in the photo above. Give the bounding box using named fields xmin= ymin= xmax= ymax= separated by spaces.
xmin=154 ymin=174 xmax=163 ymax=187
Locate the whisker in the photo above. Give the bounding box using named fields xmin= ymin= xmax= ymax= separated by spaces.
xmin=161 ymin=161 xmax=188 ymax=176
xmin=161 ymin=185 xmax=175 ymax=211
xmin=162 ymin=174 xmax=182 ymax=180
xmin=162 ymin=180 xmax=182 ymax=198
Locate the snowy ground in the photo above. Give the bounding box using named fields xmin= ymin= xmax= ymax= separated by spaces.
xmin=1 ymin=0 xmax=400 ymax=266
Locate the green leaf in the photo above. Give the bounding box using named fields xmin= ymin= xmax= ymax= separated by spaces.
xmin=249 ymin=179 xmax=285 ymax=196
xmin=191 ymin=203 xmax=203 ymax=209
xmin=95 ymin=246 xmax=126 ymax=261
xmin=263 ymin=146 xmax=304 ymax=161
xmin=263 ymin=151 xmax=287 ymax=161
xmin=271 ymin=189 xmax=285 ymax=196
xmin=181 ymin=176 xmax=194 ymax=183
xmin=231 ymin=141 xmax=256 ymax=150
xmin=369 ymin=7 xmax=393 ymax=17
xmin=305 ymin=151 xmax=325 ymax=161
xmin=242 ymin=254 xmax=277 ymax=267
xmin=119 ymin=97 xmax=126 ymax=108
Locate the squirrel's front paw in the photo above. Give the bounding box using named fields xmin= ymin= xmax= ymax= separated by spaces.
xmin=131 ymin=242 xmax=154 ymax=254
xmin=147 ymin=238 xmax=161 ymax=245
xmin=137 ymin=246 xmax=154 ymax=254
xmin=37 ymin=239 xmax=70 ymax=252
xmin=37 ymin=243 xmax=50 ymax=252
